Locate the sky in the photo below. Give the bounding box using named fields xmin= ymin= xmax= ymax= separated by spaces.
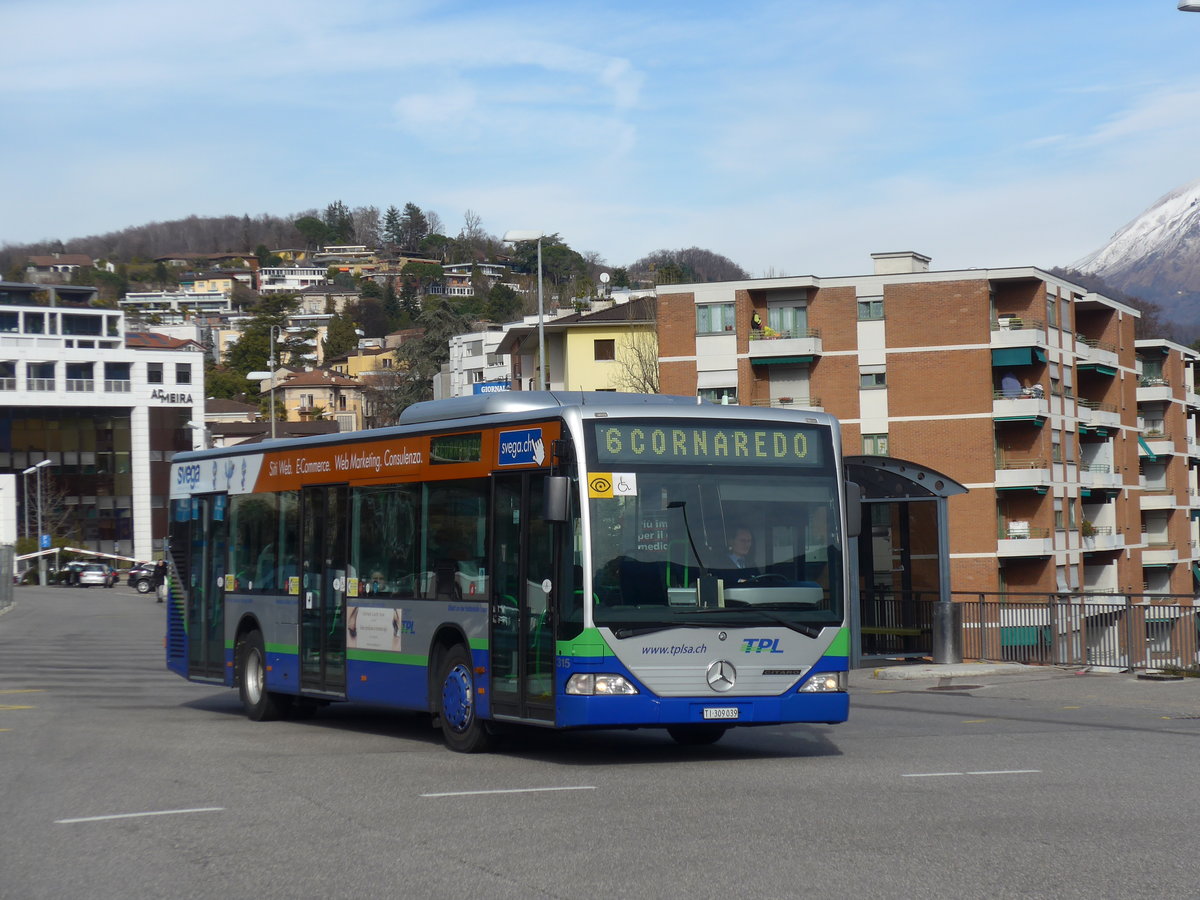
xmin=3 ymin=0 xmax=1200 ymax=278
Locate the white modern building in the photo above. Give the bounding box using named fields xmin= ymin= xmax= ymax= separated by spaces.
xmin=258 ymin=267 xmax=330 ymax=294
xmin=0 ymin=282 xmax=205 ymax=560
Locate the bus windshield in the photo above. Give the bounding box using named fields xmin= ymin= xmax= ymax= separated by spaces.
xmin=587 ymin=456 xmax=844 ymax=634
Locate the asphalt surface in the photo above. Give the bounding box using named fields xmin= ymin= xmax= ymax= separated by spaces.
xmin=4 ymin=586 xmax=1200 ymax=899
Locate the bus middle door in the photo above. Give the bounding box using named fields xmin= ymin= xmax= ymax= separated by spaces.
xmin=299 ymin=484 xmax=348 ymax=696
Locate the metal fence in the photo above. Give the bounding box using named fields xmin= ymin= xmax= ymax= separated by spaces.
xmin=861 ymin=589 xmax=1200 ymax=671
xmin=0 ymin=545 xmax=13 ymax=612
xmin=959 ymin=592 xmax=1200 ymax=671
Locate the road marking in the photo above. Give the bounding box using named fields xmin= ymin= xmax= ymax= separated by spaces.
xmin=55 ymin=807 xmax=225 ymax=824
xmin=0 ymin=705 xmax=35 ymax=711
xmin=1062 ymin=706 xmax=1081 ymax=709
xmin=421 ymin=786 xmax=596 ymax=798
xmin=903 ymin=770 xmax=1040 ymax=779
xmin=962 ymin=719 xmax=987 ymax=724
xmin=0 ymin=689 xmax=44 ymax=694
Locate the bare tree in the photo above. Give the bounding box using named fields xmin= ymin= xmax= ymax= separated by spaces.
xmin=612 ymin=327 xmax=660 ymax=394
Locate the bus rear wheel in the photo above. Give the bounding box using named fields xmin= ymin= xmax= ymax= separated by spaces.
xmin=438 ymin=644 xmax=495 ymax=753
xmin=667 ymin=724 xmax=729 ymax=746
xmin=237 ymin=630 xmax=287 ymax=722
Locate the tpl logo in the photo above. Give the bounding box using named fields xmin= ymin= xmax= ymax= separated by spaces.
xmin=742 ymin=638 xmax=784 ymax=654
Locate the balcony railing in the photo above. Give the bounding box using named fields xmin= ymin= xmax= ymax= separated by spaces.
xmin=996 ymin=458 xmax=1048 ymax=470
xmin=750 ymin=397 xmax=821 ymax=409
xmin=0 ymin=377 xmax=15 ymax=390
xmin=28 ymin=378 xmax=54 ymax=391
xmin=1077 ymin=336 xmax=1118 ymax=354
xmin=1078 ymin=399 xmax=1118 ymax=413
xmin=999 ymin=524 xmax=1051 ymax=539
xmin=992 ymin=317 xmax=1045 ymax=332
xmin=65 ymin=379 xmax=95 ymax=392
xmin=748 ymin=327 xmax=821 ymax=341
xmin=104 ymin=380 xmax=132 ymax=392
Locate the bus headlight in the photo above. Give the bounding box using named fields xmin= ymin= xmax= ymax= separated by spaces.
xmin=799 ymin=671 xmax=847 ymax=692
xmin=565 ymin=673 xmax=639 ymax=695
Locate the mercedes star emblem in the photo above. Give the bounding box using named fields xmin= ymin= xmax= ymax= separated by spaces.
xmin=706 ymin=660 xmax=736 ymax=692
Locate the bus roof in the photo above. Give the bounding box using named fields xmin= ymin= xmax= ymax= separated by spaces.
xmin=398 ymin=391 xmax=702 ymax=425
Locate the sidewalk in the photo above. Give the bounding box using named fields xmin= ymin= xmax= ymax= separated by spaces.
xmin=849 ymin=659 xmax=1200 ymax=714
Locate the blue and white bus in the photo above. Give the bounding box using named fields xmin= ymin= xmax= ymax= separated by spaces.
xmin=166 ymin=392 xmax=856 ymax=751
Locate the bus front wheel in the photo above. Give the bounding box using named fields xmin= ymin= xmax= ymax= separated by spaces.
xmin=437 ymin=644 xmax=495 ymax=753
xmin=238 ymin=630 xmax=287 ymax=722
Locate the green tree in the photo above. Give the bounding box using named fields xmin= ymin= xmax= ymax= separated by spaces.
xmin=350 ymin=297 xmax=390 ymax=337
xmin=205 ymin=361 xmax=261 ymax=400
xmin=485 ymin=283 xmax=523 ymax=322
xmin=399 ymin=202 xmax=429 ymax=250
xmin=382 ymin=278 xmax=400 ymax=323
xmin=323 ymin=200 xmax=354 ymax=244
xmin=399 ymin=276 xmax=420 ymax=319
xmin=383 ymin=205 xmax=402 ymax=244
xmin=387 ymin=299 xmax=475 ymax=408
xmin=294 ymin=216 xmax=329 ymax=251
xmin=322 ymin=311 xmax=359 ymax=360
xmin=611 ymin=267 xmax=629 ymax=288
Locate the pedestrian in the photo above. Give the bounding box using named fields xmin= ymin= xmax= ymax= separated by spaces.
xmin=153 ymin=559 xmax=168 ymax=603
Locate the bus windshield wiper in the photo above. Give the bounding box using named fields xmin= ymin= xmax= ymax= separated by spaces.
xmin=611 ymin=623 xmax=706 ymax=638
xmin=682 ymin=607 xmax=823 ymax=638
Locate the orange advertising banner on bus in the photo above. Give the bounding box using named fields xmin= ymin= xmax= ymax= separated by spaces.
xmin=170 ymin=420 xmax=562 ymax=498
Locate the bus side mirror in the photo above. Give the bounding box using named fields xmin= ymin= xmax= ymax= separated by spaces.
xmin=845 ymin=481 xmax=862 ymax=539
xmin=544 ymin=475 xmax=570 ymax=523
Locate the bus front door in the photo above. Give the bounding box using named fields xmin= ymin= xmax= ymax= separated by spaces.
xmin=490 ymin=473 xmax=555 ymax=723
xmin=299 ymin=484 xmax=348 ymax=695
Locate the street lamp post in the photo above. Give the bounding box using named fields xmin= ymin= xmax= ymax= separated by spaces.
xmin=248 ymin=325 xmax=283 ymax=439
xmin=22 ymin=459 xmax=52 ymax=584
xmin=503 ymin=230 xmax=546 ymax=391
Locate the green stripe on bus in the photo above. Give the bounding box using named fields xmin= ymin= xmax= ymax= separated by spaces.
xmin=347 ymin=649 xmax=427 ymax=665
xmin=826 ymin=627 xmax=849 ymax=658
xmin=556 ymin=628 xmax=616 ymax=658
xmin=266 ymin=643 xmax=298 ymax=655
xmin=469 ymin=637 xmax=489 ymax=651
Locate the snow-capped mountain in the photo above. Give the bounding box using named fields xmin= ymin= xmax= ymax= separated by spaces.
xmin=1072 ymin=178 xmax=1200 ymax=331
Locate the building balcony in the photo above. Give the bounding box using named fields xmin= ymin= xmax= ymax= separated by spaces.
xmin=995 ymin=458 xmax=1050 ymax=491
xmin=1187 ymin=439 xmax=1200 ymax=459
xmin=1075 ymin=336 xmax=1120 ymax=372
xmin=65 ymin=379 xmax=95 ymax=392
xmin=991 ymin=317 xmax=1046 ymax=350
xmin=1141 ymin=541 xmax=1178 ymax=566
xmin=747 ymin=329 xmax=822 ymax=365
xmin=1081 ymin=525 xmax=1125 ymax=553
xmin=1079 ymin=464 xmax=1122 ymax=490
xmin=1137 ymin=379 xmax=1173 ymax=403
xmin=1139 ymin=490 xmax=1179 ymax=511
xmin=0 ymin=376 xmax=14 ymax=390
xmin=997 ymin=523 xmax=1052 ymax=557
xmin=1143 ymin=432 xmax=1176 ymax=456
xmin=28 ymin=378 xmax=55 ymax=391
xmin=104 ymin=380 xmax=132 ymax=393
xmin=1078 ymin=399 xmax=1121 ymax=429
xmin=1186 ymin=389 xmax=1200 ymax=409
xmin=992 ymin=392 xmax=1048 ymax=421
xmin=751 ymin=396 xmax=823 ymax=411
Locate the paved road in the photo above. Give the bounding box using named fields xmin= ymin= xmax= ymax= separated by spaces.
xmin=2 ymin=586 xmax=1199 ymax=899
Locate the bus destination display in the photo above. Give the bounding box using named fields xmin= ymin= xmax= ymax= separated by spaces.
xmin=592 ymin=422 xmax=824 ymax=467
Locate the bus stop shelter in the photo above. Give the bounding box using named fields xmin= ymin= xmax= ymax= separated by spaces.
xmin=844 ymin=456 xmax=967 ymax=668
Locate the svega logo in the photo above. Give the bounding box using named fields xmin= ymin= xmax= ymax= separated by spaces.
xmin=177 ymin=464 xmax=202 ymax=489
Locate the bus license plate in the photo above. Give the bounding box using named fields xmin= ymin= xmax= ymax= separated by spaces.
xmin=702 ymin=707 xmax=739 ymax=720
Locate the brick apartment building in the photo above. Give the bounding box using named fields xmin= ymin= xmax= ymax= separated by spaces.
xmin=658 ymin=251 xmax=1200 ymax=601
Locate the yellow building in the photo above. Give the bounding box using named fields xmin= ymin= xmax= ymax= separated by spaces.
xmin=497 ymin=297 xmax=657 ymax=392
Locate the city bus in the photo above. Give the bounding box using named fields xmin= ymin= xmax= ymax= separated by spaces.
xmin=166 ymin=392 xmax=858 ymax=751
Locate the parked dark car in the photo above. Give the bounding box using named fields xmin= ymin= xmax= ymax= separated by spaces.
xmin=127 ymin=562 xmax=156 ymax=594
